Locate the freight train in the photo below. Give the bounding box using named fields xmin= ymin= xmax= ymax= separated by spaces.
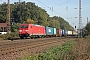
xmin=19 ymin=24 xmax=78 ymax=39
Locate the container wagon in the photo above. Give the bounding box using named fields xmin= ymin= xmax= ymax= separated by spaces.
xmin=45 ymin=26 xmax=54 ymax=37
xmin=62 ymin=30 xmax=68 ymax=37
xmin=53 ymin=28 xmax=57 ymax=37
xmin=56 ymin=29 xmax=62 ymax=37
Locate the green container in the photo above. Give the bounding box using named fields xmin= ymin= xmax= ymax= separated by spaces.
xmin=53 ymin=28 xmax=56 ymax=34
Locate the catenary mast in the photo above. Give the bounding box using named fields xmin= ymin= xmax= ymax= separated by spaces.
xmin=79 ymin=0 xmax=82 ymax=38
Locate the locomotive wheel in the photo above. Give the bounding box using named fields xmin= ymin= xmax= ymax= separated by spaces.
xmin=20 ymin=36 xmax=24 ymax=39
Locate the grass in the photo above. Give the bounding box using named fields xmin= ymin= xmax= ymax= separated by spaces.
xmin=85 ymin=35 xmax=90 ymax=39
xmin=20 ymin=41 xmax=75 ymax=60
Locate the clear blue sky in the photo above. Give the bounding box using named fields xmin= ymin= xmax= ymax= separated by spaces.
xmin=1 ymin=0 xmax=90 ymax=29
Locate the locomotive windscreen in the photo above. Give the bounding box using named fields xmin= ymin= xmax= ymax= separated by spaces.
xmin=20 ymin=25 xmax=28 ymax=28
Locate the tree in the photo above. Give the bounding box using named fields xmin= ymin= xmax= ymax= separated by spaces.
xmin=11 ymin=23 xmax=20 ymax=32
xmin=0 ymin=2 xmax=7 ymax=23
xmin=26 ymin=18 xmax=35 ymax=24
xmin=85 ymin=22 xmax=90 ymax=35
xmin=48 ymin=16 xmax=73 ymax=30
xmin=0 ymin=27 xmax=1 ymax=31
xmin=48 ymin=19 xmax=60 ymax=28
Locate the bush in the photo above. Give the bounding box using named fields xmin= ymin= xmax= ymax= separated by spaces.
xmin=0 ymin=31 xmax=19 ymax=40
xmin=0 ymin=34 xmax=8 ymax=40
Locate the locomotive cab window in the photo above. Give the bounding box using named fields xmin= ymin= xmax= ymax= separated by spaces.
xmin=20 ymin=25 xmax=28 ymax=28
xmin=24 ymin=25 xmax=28 ymax=28
xmin=20 ymin=26 xmax=24 ymax=28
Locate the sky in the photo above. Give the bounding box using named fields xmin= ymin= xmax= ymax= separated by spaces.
xmin=0 ymin=0 xmax=90 ymax=29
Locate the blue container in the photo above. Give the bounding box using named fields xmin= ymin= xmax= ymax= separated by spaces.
xmin=65 ymin=30 xmax=68 ymax=35
xmin=62 ymin=30 xmax=65 ymax=35
xmin=45 ymin=27 xmax=53 ymax=35
xmin=53 ymin=28 xmax=56 ymax=34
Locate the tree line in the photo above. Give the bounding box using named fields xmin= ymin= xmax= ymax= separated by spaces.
xmin=84 ymin=22 xmax=90 ymax=36
xmin=0 ymin=1 xmax=75 ymax=32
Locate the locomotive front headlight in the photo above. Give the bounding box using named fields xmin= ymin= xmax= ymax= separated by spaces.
xmin=19 ymin=30 xmax=22 ymax=32
xmin=26 ymin=30 xmax=28 ymax=33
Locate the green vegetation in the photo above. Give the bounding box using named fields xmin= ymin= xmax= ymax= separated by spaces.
xmin=81 ymin=22 xmax=90 ymax=37
xmin=84 ymin=22 xmax=90 ymax=35
xmin=0 ymin=23 xmax=20 ymax=40
xmin=0 ymin=1 xmax=73 ymax=30
xmin=0 ymin=32 xmax=19 ymax=40
xmin=0 ymin=34 xmax=8 ymax=40
xmin=20 ymin=41 xmax=74 ymax=60
xmin=85 ymin=35 xmax=90 ymax=39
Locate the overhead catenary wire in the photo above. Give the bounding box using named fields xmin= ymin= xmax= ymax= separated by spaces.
xmin=36 ymin=0 xmax=62 ymax=17
xmin=36 ymin=0 xmax=74 ymax=18
xmin=51 ymin=0 xmax=73 ymax=7
xmin=36 ymin=0 xmax=49 ymax=8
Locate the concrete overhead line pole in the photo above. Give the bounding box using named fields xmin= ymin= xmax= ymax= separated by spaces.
xmin=19 ymin=0 xmax=21 ymax=3
xmin=7 ymin=0 xmax=11 ymax=38
xmin=78 ymin=0 xmax=82 ymax=38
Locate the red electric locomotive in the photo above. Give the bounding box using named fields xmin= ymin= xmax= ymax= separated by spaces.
xmin=19 ymin=24 xmax=46 ymax=39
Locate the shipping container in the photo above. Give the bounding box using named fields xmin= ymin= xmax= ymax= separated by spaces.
xmin=72 ymin=31 xmax=74 ymax=35
xmin=56 ymin=29 xmax=62 ymax=36
xmin=68 ymin=31 xmax=72 ymax=35
xmin=62 ymin=30 xmax=65 ymax=35
xmin=60 ymin=29 xmax=63 ymax=35
xmin=45 ymin=26 xmax=53 ymax=35
xmin=56 ymin=29 xmax=60 ymax=35
xmin=53 ymin=28 xmax=56 ymax=35
xmin=65 ymin=30 xmax=68 ymax=35
xmin=73 ymin=31 xmax=78 ymax=35
xmin=62 ymin=30 xmax=68 ymax=36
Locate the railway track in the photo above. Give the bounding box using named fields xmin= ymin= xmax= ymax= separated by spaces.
xmin=0 ymin=37 xmax=75 ymax=60
xmin=0 ymin=37 xmax=64 ymax=49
